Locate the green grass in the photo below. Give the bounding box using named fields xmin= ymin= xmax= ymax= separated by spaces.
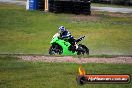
xmin=0 ymin=4 xmax=132 ymax=55
xmin=0 ymin=56 xmax=132 ymax=88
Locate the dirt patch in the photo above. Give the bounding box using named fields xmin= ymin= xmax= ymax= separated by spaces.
xmin=108 ymin=13 xmax=132 ymax=17
xmin=17 ymin=56 xmax=132 ymax=64
xmin=71 ymin=15 xmax=100 ymax=22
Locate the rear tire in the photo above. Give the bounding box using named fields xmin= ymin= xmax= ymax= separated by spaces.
xmin=77 ymin=44 xmax=89 ymax=55
xmin=49 ymin=44 xmax=63 ymax=55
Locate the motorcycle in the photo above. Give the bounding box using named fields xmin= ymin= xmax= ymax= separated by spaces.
xmin=49 ymin=34 xmax=89 ymax=55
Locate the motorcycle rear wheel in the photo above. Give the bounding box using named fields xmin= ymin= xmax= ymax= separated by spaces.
xmin=77 ymin=44 xmax=89 ymax=55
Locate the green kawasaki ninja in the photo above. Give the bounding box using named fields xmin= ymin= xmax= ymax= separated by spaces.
xmin=49 ymin=35 xmax=89 ymax=55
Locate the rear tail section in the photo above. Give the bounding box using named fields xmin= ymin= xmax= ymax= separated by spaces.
xmin=76 ymin=36 xmax=85 ymax=43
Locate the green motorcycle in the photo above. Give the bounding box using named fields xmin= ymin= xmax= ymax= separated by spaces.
xmin=49 ymin=35 xmax=89 ymax=55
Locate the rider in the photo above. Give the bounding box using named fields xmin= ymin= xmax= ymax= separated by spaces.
xmin=58 ymin=26 xmax=78 ymax=52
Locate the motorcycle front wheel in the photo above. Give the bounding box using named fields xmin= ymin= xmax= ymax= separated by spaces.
xmin=49 ymin=44 xmax=63 ymax=55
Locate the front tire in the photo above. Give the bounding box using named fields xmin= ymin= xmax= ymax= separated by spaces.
xmin=49 ymin=44 xmax=63 ymax=55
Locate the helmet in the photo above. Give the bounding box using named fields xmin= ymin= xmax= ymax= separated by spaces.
xmin=58 ymin=26 xmax=66 ymax=33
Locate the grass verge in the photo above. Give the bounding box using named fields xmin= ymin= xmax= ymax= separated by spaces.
xmin=0 ymin=56 xmax=132 ymax=88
